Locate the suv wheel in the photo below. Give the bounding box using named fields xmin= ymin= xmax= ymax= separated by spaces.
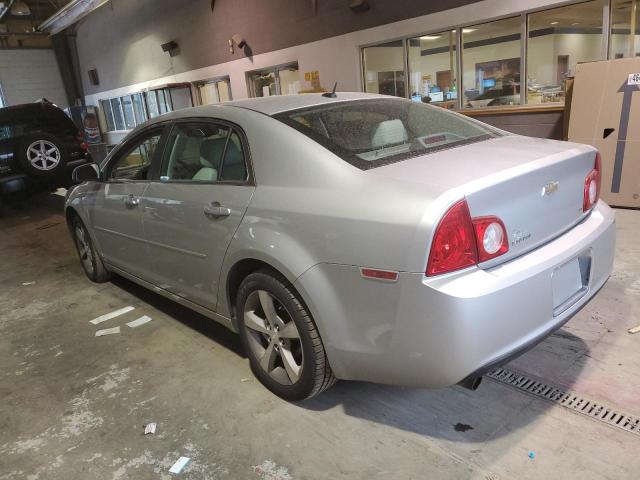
xmin=18 ymin=133 xmax=66 ymax=177
xmin=236 ymin=270 xmax=336 ymax=401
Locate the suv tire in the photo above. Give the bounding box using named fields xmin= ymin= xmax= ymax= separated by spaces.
xmin=17 ymin=132 xmax=67 ymax=177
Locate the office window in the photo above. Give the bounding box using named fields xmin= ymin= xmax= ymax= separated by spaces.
xmin=121 ymin=95 xmax=136 ymax=130
xmin=158 ymin=90 xmax=170 ymax=114
xmin=132 ymin=93 xmax=147 ymax=124
xmin=197 ymin=77 xmax=232 ymax=105
xmin=611 ymin=0 xmax=640 ymax=58
xmin=109 ymin=97 xmax=126 ymax=130
xmin=146 ymin=91 xmax=160 ymax=119
xmin=528 ymin=1 xmax=603 ymax=104
xmin=462 ymin=17 xmax=522 ymax=108
xmin=248 ymin=63 xmax=300 ymax=97
xmin=362 ymin=41 xmax=406 ymax=97
xmin=100 ymin=99 xmax=115 ymax=132
xmin=407 ymin=30 xmax=458 ymax=108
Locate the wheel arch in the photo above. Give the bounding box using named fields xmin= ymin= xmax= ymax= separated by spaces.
xmin=223 ymin=256 xmax=305 ymax=325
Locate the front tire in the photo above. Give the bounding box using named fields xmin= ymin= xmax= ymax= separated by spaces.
xmin=236 ymin=270 xmax=335 ymax=401
xmin=72 ymin=215 xmax=111 ymax=283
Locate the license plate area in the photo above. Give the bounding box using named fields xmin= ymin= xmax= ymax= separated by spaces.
xmin=552 ymin=251 xmax=591 ymax=316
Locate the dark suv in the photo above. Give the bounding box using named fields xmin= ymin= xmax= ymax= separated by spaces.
xmin=0 ymin=100 xmax=92 ymax=194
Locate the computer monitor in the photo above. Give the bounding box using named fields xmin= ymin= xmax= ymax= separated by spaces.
xmin=429 ymin=91 xmax=444 ymax=102
xmin=482 ymin=78 xmax=496 ymax=89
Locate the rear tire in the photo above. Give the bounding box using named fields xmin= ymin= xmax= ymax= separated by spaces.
xmin=17 ymin=133 xmax=67 ymax=177
xmin=236 ymin=270 xmax=336 ymax=400
xmin=71 ymin=215 xmax=111 ymax=283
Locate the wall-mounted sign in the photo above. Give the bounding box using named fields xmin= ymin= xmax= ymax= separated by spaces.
xmin=304 ymin=70 xmax=320 ymax=81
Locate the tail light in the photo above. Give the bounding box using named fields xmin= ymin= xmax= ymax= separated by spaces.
xmin=583 ymin=152 xmax=601 ymax=212
xmin=426 ymin=199 xmax=509 ymax=276
xmin=80 ymin=141 xmax=89 ymax=152
xmin=76 ymin=130 xmax=85 ymax=142
xmin=472 ymin=217 xmax=509 ymax=262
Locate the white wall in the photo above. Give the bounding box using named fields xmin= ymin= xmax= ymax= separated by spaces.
xmin=0 ymin=50 xmax=67 ymax=107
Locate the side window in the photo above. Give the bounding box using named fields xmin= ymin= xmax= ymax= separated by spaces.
xmin=163 ymin=122 xmax=247 ymax=183
xmin=219 ymin=131 xmax=248 ymax=182
xmin=109 ymin=131 xmax=162 ymax=180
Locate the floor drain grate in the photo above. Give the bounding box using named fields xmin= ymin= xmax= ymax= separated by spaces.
xmin=486 ymin=367 xmax=640 ymax=437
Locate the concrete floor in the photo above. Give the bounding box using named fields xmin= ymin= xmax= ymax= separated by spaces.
xmin=0 ymin=192 xmax=638 ymax=480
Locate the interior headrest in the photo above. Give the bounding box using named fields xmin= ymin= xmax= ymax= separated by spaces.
xmin=371 ymin=119 xmax=408 ymax=148
xmin=200 ymin=137 xmax=227 ymax=167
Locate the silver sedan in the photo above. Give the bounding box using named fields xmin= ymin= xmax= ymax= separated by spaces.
xmin=66 ymin=93 xmax=615 ymax=400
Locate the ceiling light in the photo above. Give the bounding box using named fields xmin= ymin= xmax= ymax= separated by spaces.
xmin=550 ymin=21 xmax=559 ymax=25
xmin=462 ymin=28 xmax=477 ymax=34
xmin=571 ymin=22 xmax=580 ymax=26
xmin=10 ymin=0 xmax=31 ymax=16
xmin=420 ymin=35 xmax=442 ymax=40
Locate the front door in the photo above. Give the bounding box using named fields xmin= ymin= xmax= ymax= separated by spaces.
xmin=141 ymin=121 xmax=255 ymax=310
xmin=91 ymin=127 xmax=166 ymax=279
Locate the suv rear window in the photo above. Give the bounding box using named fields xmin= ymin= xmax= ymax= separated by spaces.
xmin=273 ymin=98 xmax=501 ymax=170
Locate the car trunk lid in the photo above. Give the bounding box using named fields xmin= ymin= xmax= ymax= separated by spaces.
xmin=368 ymin=135 xmax=597 ymax=265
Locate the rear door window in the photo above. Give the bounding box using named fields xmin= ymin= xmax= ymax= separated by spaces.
xmin=273 ymin=98 xmax=501 ymax=170
xmin=161 ymin=122 xmax=249 ymax=183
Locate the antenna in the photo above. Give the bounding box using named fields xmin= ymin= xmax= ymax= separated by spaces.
xmin=322 ymin=82 xmax=338 ymax=98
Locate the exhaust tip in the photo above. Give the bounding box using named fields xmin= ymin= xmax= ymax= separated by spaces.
xmin=458 ymin=376 xmax=483 ymax=391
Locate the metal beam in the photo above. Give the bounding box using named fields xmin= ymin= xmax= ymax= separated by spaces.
xmin=0 ymin=0 xmax=17 ymax=22
xmin=38 ymin=0 xmax=110 ymax=35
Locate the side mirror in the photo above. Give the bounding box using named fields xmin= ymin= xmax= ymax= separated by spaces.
xmin=72 ymin=163 xmax=101 ymax=184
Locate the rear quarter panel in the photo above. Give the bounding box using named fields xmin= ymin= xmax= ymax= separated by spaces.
xmin=215 ymin=109 xmax=443 ymax=317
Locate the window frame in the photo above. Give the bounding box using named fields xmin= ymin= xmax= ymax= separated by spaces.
xmin=194 ymin=76 xmax=233 ymax=105
xmin=103 ymin=123 xmax=171 ymax=183
xmin=246 ymin=61 xmax=299 ymax=98
xmin=156 ymin=117 xmax=254 ymax=186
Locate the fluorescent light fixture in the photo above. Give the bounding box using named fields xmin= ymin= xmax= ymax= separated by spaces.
xmin=420 ymin=35 xmax=442 ymax=40
xmin=10 ymin=0 xmax=31 ymax=16
xmin=462 ymin=28 xmax=477 ymax=34
xmin=571 ymin=22 xmax=580 ymax=26
xmin=550 ymin=21 xmax=559 ymax=25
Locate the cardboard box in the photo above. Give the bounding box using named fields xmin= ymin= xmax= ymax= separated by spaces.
xmin=568 ymin=58 xmax=640 ymax=208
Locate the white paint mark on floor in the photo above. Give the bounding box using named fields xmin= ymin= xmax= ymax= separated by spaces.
xmin=95 ymin=327 xmax=120 ymax=337
xmin=253 ymin=460 xmax=293 ymax=480
xmin=169 ymin=456 xmax=190 ymax=474
xmin=90 ymin=306 xmax=134 ymax=325
xmin=126 ymin=315 xmax=152 ymax=328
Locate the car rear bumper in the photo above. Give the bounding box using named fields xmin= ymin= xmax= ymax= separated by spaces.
xmin=294 ymin=200 xmax=616 ymax=388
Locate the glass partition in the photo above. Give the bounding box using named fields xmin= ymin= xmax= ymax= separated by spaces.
xmin=528 ymin=1 xmax=603 ymax=104
xmin=362 ymin=41 xmax=406 ymax=97
xmin=407 ymin=30 xmax=458 ymax=108
xmin=611 ymin=0 xmax=640 ymax=58
xmin=462 ymin=17 xmax=522 ymax=108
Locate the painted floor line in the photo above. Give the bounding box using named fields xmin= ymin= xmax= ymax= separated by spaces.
xmin=95 ymin=326 xmax=121 ymax=337
xmin=90 ymin=306 xmax=135 ymax=325
xmin=126 ymin=315 xmax=152 ymax=328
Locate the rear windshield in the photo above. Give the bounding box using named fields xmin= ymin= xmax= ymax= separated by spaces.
xmin=273 ymin=98 xmax=501 ymax=170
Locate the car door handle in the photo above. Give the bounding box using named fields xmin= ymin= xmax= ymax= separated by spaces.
xmin=124 ymin=195 xmax=140 ymax=208
xmin=203 ymin=202 xmax=231 ymax=219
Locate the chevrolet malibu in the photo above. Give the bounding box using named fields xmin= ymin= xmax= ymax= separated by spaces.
xmin=66 ymin=93 xmax=615 ymax=400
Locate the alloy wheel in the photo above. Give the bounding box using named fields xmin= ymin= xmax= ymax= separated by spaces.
xmin=243 ymin=290 xmax=303 ymax=385
xmin=74 ymin=225 xmax=94 ymax=275
xmin=27 ymin=140 xmax=61 ymax=171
